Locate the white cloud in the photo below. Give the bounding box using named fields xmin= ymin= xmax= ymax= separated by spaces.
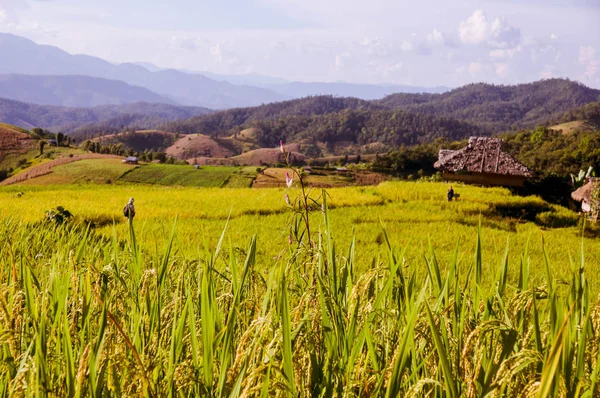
xmin=459 ymin=10 xmax=521 ymax=49
xmin=579 ymin=45 xmax=600 ymax=82
xmin=459 ymin=11 xmax=488 ymax=45
xmin=209 ymin=41 xmax=242 ymax=67
xmin=580 ymin=46 xmax=596 ymax=64
xmin=468 ymin=62 xmax=484 ymax=75
xmin=334 ymin=51 xmax=351 ymax=69
xmin=426 ymin=29 xmax=445 ymax=48
xmin=494 ymin=63 xmax=510 ymax=79
xmin=0 ymin=0 xmax=27 ymax=23
xmin=399 ymin=39 xmax=413 ymax=52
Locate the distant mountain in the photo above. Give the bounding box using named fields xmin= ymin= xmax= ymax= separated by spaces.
xmin=269 ymin=82 xmax=449 ymax=100
xmin=135 ymin=62 xmax=448 ymax=99
xmin=378 ymin=79 xmax=600 ymax=132
xmin=0 ymin=33 xmax=288 ymax=109
xmin=0 ymin=97 xmax=211 ymax=135
xmin=0 ymin=74 xmax=175 ymax=107
xmin=194 ymin=71 xmax=289 ymax=87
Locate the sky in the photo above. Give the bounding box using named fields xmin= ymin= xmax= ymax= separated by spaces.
xmin=0 ymin=0 xmax=599 ymax=88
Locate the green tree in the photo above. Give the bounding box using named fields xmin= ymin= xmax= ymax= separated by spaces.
xmin=32 ymin=127 xmax=44 ymax=139
xmin=39 ymin=140 xmax=46 ymax=156
xmin=56 ymin=132 xmax=64 ymax=146
xmin=155 ymin=152 xmax=167 ymax=163
xmin=82 ymin=140 xmax=92 ymax=152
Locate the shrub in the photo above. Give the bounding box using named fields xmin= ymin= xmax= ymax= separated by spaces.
xmin=45 ymin=206 xmax=73 ymax=225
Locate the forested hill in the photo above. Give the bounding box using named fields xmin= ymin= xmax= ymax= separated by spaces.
xmin=171 ymin=108 xmax=484 ymax=148
xmin=378 ymin=79 xmax=600 ymax=132
xmin=550 ymin=101 xmax=600 ymax=127
xmin=163 ymin=79 xmax=599 ymax=139
xmin=0 ymin=97 xmax=212 ymax=136
xmin=161 ymin=96 xmax=382 ymax=135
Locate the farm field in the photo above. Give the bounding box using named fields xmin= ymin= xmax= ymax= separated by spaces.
xmin=1 ymin=181 xmax=600 ymax=396
xmin=119 ymin=164 xmax=259 ymax=188
xmin=1 ymin=181 xmax=598 ymax=287
xmin=19 ymin=158 xmax=136 ymax=185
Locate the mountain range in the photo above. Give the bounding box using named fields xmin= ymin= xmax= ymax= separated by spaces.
xmin=0 ymin=74 xmax=175 ymax=107
xmin=0 ymin=33 xmax=448 ymax=109
xmin=0 ymin=97 xmax=211 ymax=134
xmin=157 ymin=79 xmax=600 ymax=151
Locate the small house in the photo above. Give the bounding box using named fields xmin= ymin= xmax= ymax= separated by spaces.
xmin=336 ymin=166 xmax=349 ymax=174
xmin=48 ymin=139 xmax=57 ymax=146
xmin=303 ymin=166 xmax=312 ymax=174
xmin=572 ymin=177 xmax=600 ymax=216
xmin=434 ymin=137 xmax=533 ymax=187
xmin=123 ymin=156 xmax=138 ymax=165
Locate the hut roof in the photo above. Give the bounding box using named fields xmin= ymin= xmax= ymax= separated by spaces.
xmin=572 ymin=178 xmax=600 ymax=202
xmin=434 ymin=137 xmax=532 ymax=177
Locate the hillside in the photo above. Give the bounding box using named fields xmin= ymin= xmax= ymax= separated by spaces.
xmin=0 ymin=33 xmax=287 ymax=109
xmin=162 ymin=95 xmax=485 ymax=150
xmin=550 ymin=101 xmax=600 ymax=129
xmin=0 ymin=97 xmax=211 ymax=134
xmin=162 ymin=96 xmax=382 ymax=136
xmin=163 ymin=79 xmax=599 ymax=144
xmin=166 ymin=134 xmax=234 ymax=159
xmin=0 ymin=74 xmax=175 ymax=107
xmin=94 ymin=130 xmax=178 ymax=153
xmin=500 ymin=103 xmax=600 ymax=176
xmin=0 ymin=123 xmax=36 ymax=169
xmin=378 ymin=79 xmax=600 ymax=132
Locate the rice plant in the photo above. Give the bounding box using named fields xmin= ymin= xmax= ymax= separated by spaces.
xmin=0 ymin=190 xmax=599 ymax=397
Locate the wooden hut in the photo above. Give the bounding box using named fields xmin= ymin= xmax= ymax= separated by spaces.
xmin=434 ymin=137 xmax=533 ymax=187
xmin=572 ymin=177 xmax=600 ymax=216
xmin=123 ymin=156 xmax=139 ymax=165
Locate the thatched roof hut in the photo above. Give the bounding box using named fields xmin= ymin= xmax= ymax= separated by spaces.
xmin=434 ymin=137 xmax=533 ymax=187
xmin=572 ymin=177 xmax=600 ymax=214
xmin=572 ymin=183 xmax=592 ymax=203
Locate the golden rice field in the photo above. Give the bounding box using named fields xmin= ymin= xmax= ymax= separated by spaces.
xmin=1 ymin=181 xmax=600 ymax=396
xmin=0 ymin=182 xmax=597 ymax=289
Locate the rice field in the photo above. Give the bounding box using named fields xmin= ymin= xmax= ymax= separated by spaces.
xmin=1 ymin=181 xmax=600 ymax=396
xmin=118 ymin=164 xmax=258 ymax=188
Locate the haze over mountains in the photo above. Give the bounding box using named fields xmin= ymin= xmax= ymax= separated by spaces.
xmin=0 ymin=74 xmax=175 ymax=107
xmin=0 ymin=33 xmax=448 ymax=109
xmin=0 ymin=97 xmax=211 ymax=133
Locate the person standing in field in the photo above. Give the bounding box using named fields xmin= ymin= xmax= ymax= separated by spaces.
xmin=447 ymin=186 xmax=454 ymax=202
xmin=123 ymin=198 xmax=135 ymax=219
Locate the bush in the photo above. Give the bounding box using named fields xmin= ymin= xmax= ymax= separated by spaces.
xmin=45 ymin=206 xmax=73 ymax=225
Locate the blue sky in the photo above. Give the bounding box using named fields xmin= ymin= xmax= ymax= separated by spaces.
xmin=0 ymin=0 xmax=599 ymax=88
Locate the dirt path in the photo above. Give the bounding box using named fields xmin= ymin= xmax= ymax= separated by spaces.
xmin=1 ymin=154 xmax=122 ymax=186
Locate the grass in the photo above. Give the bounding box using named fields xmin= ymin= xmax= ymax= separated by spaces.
xmin=1 ymin=180 xmax=600 ymax=396
xmin=223 ymin=167 xmax=262 ymax=188
xmin=119 ymin=164 xmax=258 ymax=188
xmin=254 ymin=167 xmax=354 ymax=188
xmin=20 ymin=158 xmax=135 ymax=185
xmin=1 ymin=147 xmax=86 ymax=174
